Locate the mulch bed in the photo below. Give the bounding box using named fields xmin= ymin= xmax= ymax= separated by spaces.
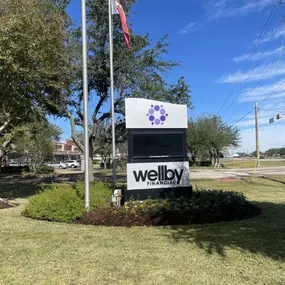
xmin=77 ymin=202 xmax=261 ymax=227
xmin=0 ymin=198 xmax=14 ymax=209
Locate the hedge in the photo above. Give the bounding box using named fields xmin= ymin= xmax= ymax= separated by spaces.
xmin=78 ymin=189 xmax=261 ymax=227
xmin=22 ymin=181 xmax=112 ymax=222
xmin=36 ymin=166 xmax=54 ymax=174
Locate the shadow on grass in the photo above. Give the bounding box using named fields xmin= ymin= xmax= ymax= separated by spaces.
xmin=163 ymin=201 xmax=285 ymax=261
xmin=262 ymin=176 xmax=285 ymax=185
xmin=0 ymin=182 xmax=44 ymax=199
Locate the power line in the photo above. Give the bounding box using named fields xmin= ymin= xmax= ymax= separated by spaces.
xmin=231 ymin=79 xmax=285 ymax=126
xmin=231 ymin=108 xmax=256 ymax=127
xmin=224 ymin=15 xmax=285 ymax=121
xmin=217 ymin=2 xmax=280 ymax=115
xmin=226 ymin=28 xmax=285 ymax=123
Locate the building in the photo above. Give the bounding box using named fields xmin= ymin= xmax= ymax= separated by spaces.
xmin=53 ymin=139 xmax=104 ymax=163
xmin=53 ymin=140 xmax=82 ymax=161
xmin=3 ymin=139 xmax=125 ymax=166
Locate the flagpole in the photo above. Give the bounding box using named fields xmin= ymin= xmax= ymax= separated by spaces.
xmin=81 ymin=0 xmax=90 ymax=209
xmin=108 ymin=0 xmax=117 ymax=189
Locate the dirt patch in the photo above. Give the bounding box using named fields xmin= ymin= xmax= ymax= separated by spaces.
xmin=0 ymin=198 xmax=14 ymax=209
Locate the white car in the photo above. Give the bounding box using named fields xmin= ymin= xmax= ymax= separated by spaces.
xmin=46 ymin=161 xmax=67 ymax=169
xmin=64 ymin=160 xmax=80 ymax=168
xmin=8 ymin=162 xmax=22 ymax=167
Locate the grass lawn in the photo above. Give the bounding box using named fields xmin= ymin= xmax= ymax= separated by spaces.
xmin=221 ymin=159 xmax=285 ymax=169
xmin=1 ymin=177 xmax=285 ymax=285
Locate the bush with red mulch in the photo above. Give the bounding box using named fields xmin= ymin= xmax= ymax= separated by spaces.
xmin=77 ymin=189 xmax=261 ymax=227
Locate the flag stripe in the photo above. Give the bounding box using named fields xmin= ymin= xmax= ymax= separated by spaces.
xmin=115 ymin=0 xmax=131 ymax=48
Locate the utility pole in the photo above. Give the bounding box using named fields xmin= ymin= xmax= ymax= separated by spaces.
xmin=255 ymin=102 xmax=260 ymax=168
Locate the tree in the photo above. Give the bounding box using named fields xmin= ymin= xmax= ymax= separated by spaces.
xmin=74 ymin=119 xmax=126 ymax=169
xmin=187 ymin=115 xmax=240 ymax=167
xmin=14 ymin=120 xmax=62 ymax=172
xmin=187 ymin=119 xmax=205 ymax=165
xmin=0 ymin=0 xmax=72 ymax=160
xmin=265 ymin=148 xmax=285 ymax=157
xmin=61 ymin=0 xmax=192 ymax=180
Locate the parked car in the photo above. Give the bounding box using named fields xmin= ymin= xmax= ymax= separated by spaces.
xmin=46 ymin=161 xmax=67 ymax=169
xmin=64 ymin=160 xmax=80 ymax=168
xmin=8 ymin=162 xmax=24 ymax=167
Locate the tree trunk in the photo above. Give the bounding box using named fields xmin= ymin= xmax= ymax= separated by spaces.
xmin=0 ymin=138 xmax=12 ymax=162
xmin=216 ymin=149 xmax=220 ymax=168
xmin=30 ymin=160 xmax=37 ymax=173
xmin=209 ymin=149 xmax=214 ymax=166
xmin=213 ymin=152 xmax=217 ymax=168
xmin=0 ymin=150 xmax=5 ymax=163
xmin=191 ymin=153 xmax=196 ymax=166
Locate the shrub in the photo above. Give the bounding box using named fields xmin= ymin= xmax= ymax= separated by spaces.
xmin=22 ymin=185 xmax=84 ymax=222
xmin=189 ymin=161 xmax=212 ymax=167
xmin=78 ymin=189 xmax=261 ymax=227
xmin=76 ymin=181 xmax=112 ymax=210
xmin=37 ymin=166 xmax=54 ymax=174
xmin=22 ymin=181 xmax=112 ymax=222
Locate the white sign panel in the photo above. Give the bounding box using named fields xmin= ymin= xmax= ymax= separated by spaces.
xmin=127 ymin=161 xmax=190 ymax=190
xmin=125 ymin=98 xmax=187 ymax=129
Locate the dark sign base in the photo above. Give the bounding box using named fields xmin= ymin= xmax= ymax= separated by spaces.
xmin=123 ymin=186 xmax=193 ymax=203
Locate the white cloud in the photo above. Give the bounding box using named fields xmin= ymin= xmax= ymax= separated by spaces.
xmin=179 ymin=22 xmax=203 ymax=34
xmin=236 ymin=117 xmax=269 ymax=127
xmin=180 ymin=0 xmax=273 ymax=34
xmin=239 ymin=122 xmax=285 ymax=151
xmin=262 ymin=100 xmax=285 ymax=111
xmin=234 ymin=106 xmax=285 ymax=128
xmin=241 ymin=91 xmax=285 ymax=102
xmin=233 ymin=47 xmax=283 ymax=62
xmin=206 ymin=0 xmax=272 ymax=21
xmin=239 ymin=79 xmax=285 ymax=102
xmin=217 ymin=61 xmax=285 ymax=84
xmin=258 ymin=26 xmax=285 ymax=44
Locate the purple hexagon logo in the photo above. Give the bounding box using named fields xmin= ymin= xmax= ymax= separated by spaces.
xmin=146 ymin=104 xmax=168 ymax=126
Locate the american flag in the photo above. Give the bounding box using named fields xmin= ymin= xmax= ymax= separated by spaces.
xmin=112 ymin=0 xmax=131 ymax=48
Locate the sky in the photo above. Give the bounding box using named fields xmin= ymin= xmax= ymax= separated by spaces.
xmin=52 ymin=0 xmax=285 ymax=152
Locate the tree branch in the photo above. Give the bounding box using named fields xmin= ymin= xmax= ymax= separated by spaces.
xmin=0 ymin=137 xmax=13 ymax=161
xmin=92 ymin=94 xmax=108 ymax=123
xmin=93 ymin=142 xmax=110 ymax=154
xmin=64 ymin=107 xmax=84 ymax=152
xmin=0 ymin=118 xmax=10 ymax=133
xmin=76 ymin=110 xmax=84 ymax=123
xmin=98 ymin=112 xmax=111 ymax=123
